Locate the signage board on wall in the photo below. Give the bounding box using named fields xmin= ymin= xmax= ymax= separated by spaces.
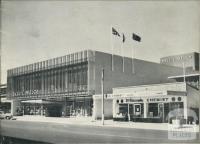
xmin=126 ymin=98 xmax=143 ymax=103
xmin=147 ymin=98 xmax=169 ymax=103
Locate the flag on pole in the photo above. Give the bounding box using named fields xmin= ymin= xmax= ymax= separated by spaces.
xmin=132 ymin=33 xmax=141 ymax=42
xmin=112 ymin=27 xmax=120 ymax=37
xmin=132 ymin=33 xmax=141 ymax=74
xmin=111 ymin=26 xmax=120 ymax=71
xmin=122 ymin=33 xmax=125 ymax=43
xmin=121 ymin=33 xmax=125 ymax=72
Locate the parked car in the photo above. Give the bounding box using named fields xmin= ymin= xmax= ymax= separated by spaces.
xmin=0 ymin=111 xmax=13 ymax=120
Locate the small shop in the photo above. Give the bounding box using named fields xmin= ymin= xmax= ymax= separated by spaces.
xmin=112 ymin=83 xmax=189 ymax=123
xmin=113 ymin=94 xmax=186 ymax=123
xmin=93 ymin=82 xmax=194 ymax=123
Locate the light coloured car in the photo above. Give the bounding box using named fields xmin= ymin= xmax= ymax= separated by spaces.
xmin=0 ymin=111 xmax=13 ymax=120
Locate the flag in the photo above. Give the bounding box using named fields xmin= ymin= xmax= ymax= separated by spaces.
xmin=122 ymin=33 xmax=125 ymax=43
xmin=112 ymin=27 xmax=120 ymax=37
xmin=132 ymin=33 xmax=141 ymax=42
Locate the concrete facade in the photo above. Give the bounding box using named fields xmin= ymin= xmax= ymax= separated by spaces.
xmin=7 ymin=50 xmax=183 ymax=117
xmin=161 ymin=52 xmax=200 ymax=90
xmin=93 ymin=82 xmax=199 ymax=123
xmin=112 ymin=82 xmax=188 ymax=120
xmin=92 ymin=51 xmax=183 ymax=94
xmin=160 ymin=52 xmax=199 ymax=71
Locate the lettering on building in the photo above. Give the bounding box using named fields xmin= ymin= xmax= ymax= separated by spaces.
xmin=147 ymin=98 xmax=169 ymax=102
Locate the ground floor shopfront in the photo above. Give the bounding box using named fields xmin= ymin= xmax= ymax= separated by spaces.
xmin=0 ymin=98 xmax=12 ymax=113
xmin=14 ymin=96 xmax=93 ymax=117
xmin=113 ymin=95 xmax=187 ymax=123
xmin=64 ymin=97 xmax=93 ymax=117
xmin=93 ymin=82 xmax=199 ymax=123
xmin=93 ymin=95 xmax=189 ymax=123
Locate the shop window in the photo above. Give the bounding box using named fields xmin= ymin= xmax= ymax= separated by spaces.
xmin=148 ymin=103 xmax=158 ymax=117
xmin=119 ymin=104 xmax=128 ymax=116
xmin=170 ymin=102 xmax=184 ymax=111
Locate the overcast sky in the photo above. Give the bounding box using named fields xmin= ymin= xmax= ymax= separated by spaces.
xmin=1 ymin=0 xmax=200 ymax=83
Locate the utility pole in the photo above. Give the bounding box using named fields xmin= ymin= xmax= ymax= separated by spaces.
xmin=0 ymin=0 xmax=1 ymax=87
xmin=101 ymin=68 xmax=104 ymax=125
xmin=198 ymin=47 xmax=200 ymax=139
xmin=0 ymin=1 xmax=1 ymax=109
xmin=182 ymin=62 xmax=186 ymax=83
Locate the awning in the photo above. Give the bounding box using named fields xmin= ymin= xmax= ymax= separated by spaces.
xmin=168 ymin=73 xmax=200 ymax=79
xmin=1 ymin=98 xmax=12 ymax=103
xmin=21 ymin=99 xmax=54 ymax=104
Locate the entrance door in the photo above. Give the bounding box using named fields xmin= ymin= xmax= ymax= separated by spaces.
xmin=158 ymin=103 xmax=164 ymax=122
xmin=134 ymin=104 xmax=141 ymax=116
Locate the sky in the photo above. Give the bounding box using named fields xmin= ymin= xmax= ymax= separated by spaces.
xmin=1 ymin=0 xmax=200 ymax=83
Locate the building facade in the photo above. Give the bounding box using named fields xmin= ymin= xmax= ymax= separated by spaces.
xmin=7 ymin=50 xmax=182 ymax=117
xmin=93 ymin=82 xmax=199 ymax=123
xmin=160 ymin=52 xmax=200 ymax=89
xmin=0 ymin=84 xmax=12 ymax=114
xmin=160 ymin=52 xmax=199 ymax=71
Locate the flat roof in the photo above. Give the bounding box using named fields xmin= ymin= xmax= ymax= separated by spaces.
xmin=113 ymin=82 xmax=186 ymax=90
xmin=168 ymin=73 xmax=200 ymax=79
xmin=160 ymin=52 xmax=199 ymax=60
xmin=21 ymin=99 xmax=55 ymax=104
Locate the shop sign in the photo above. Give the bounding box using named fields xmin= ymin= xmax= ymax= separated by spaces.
xmin=126 ymin=98 xmax=143 ymax=103
xmin=13 ymin=90 xmax=39 ymax=97
xmin=147 ymin=97 xmax=169 ymax=102
xmin=113 ymin=91 xmax=167 ymax=98
xmin=112 ymin=94 xmax=123 ymax=97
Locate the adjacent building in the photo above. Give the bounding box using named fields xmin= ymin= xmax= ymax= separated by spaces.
xmin=160 ymin=52 xmax=200 ymax=89
xmin=93 ymin=82 xmax=199 ymax=123
xmin=7 ymin=50 xmax=182 ymax=117
xmin=0 ymin=84 xmax=12 ymax=113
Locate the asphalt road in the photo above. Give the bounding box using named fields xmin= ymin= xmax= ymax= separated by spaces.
xmin=1 ymin=120 xmax=199 ymax=143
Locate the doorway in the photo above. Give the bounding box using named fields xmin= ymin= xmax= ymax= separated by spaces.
xmin=158 ymin=103 xmax=164 ymax=122
xmin=134 ymin=104 xmax=141 ymax=116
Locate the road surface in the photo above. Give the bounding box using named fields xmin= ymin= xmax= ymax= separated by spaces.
xmin=1 ymin=120 xmax=199 ymax=143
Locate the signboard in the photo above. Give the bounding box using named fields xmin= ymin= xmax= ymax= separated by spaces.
xmin=113 ymin=91 xmax=167 ymax=98
xmin=13 ymin=90 xmax=39 ymax=97
xmin=126 ymin=98 xmax=143 ymax=103
xmin=147 ymin=98 xmax=169 ymax=103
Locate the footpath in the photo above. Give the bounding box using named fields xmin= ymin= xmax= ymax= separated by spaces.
xmin=14 ymin=115 xmax=199 ymax=132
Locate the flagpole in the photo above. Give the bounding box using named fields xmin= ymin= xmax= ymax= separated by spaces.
xmin=101 ymin=68 xmax=104 ymax=125
xmin=110 ymin=26 xmax=114 ymax=71
xmin=132 ymin=43 xmax=135 ymax=74
xmin=183 ymin=62 xmax=186 ymax=82
xmin=121 ymin=36 xmax=124 ymax=72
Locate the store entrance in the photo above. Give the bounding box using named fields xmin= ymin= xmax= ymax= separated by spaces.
xmin=65 ymin=97 xmax=92 ymax=117
xmin=118 ymin=103 xmax=143 ymax=119
xmin=158 ymin=103 xmax=164 ymax=122
xmin=21 ymin=103 xmax=46 ymax=116
xmin=134 ymin=104 xmax=141 ymax=116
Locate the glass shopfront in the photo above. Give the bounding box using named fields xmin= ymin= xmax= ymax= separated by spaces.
xmin=64 ymin=97 xmax=92 ymax=117
xmin=19 ymin=103 xmax=46 ymax=116
xmin=114 ymin=96 xmax=185 ymax=123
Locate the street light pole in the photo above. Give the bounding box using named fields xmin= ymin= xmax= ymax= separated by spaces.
xmin=101 ymin=68 xmax=104 ymax=125
xmin=199 ymin=47 xmax=200 ymax=139
xmin=182 ymin=62 xmax=186 ymax=83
